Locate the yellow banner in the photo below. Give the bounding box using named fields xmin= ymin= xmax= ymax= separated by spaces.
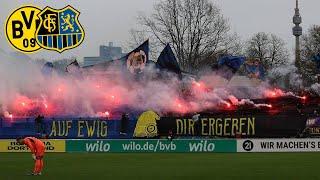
xmin=0 ymin=139 xmax=66 ymax=153
xmin=134 ymin=110 xmax=160 ymax=138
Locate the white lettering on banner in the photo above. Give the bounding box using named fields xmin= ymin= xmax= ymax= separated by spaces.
xmin=85 ymin=141 xmax=110 ymax=152
xmin=121 ymin=141 xmax=177 ymax=152
xmin=189 ymin=140 xmax=215 ymax=152
xmin=237 ymin=139 xmax=320 ymax=152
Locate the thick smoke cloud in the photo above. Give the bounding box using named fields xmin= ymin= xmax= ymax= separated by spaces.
xmin=0 ymin=51 xmax=307 ymax=118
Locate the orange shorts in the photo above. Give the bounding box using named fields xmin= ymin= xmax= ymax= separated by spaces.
xmin=35 ymin=144 xmax=45 ymax=159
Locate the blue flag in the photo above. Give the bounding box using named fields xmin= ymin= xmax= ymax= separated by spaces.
xmin=65 ymin=60 xmax=80 ymax=72
xmin=85 ymin=40 xmax=149 ymax=74
xmin=217 ymin=55 xmax=246 ymax=80
xmin=119 ymin=40 xmax=149 ymax=74
xmin=245 ymin=63 xmax=265 ymax=80
xmin=218 ymin=55 xmax=246 ymax=72
xmin=312 ymin=54 xmax=320 ymax=70
xmin=41 ymin=62 xmax=54 ymax=77
xmin=156 ymin=44 xmax=181 ymax=74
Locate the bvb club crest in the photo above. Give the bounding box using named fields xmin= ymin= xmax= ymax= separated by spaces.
xmin=35 ymin=5 xmax=85 ymax=53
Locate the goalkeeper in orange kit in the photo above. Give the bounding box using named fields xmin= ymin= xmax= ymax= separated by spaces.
xmin=16 ymin=137 xmax=46 ymax=176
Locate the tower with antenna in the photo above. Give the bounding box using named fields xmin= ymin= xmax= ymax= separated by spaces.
xmin=293 ymin=0 xmax=302 ymax=72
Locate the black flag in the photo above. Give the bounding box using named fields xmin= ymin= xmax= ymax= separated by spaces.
xmin=156 ymin=44 xmax=181 ymax=74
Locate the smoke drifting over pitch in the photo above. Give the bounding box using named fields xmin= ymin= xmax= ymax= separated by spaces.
xmin=0 ymin=50 xmax=316 ymax=119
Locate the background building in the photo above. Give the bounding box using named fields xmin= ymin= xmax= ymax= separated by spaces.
xmin=83 ymin=42 xmax=126 ymax=67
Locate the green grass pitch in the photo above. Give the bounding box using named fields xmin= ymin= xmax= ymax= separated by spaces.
xmin=1 ymin=153 xmax=320 ymax=180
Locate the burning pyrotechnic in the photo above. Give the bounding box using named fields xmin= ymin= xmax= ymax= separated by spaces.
xmin=264 ymin=88 xmax=285 ymax=98
xmin=0 ymin=50 xmax=314 ymax=118
xmin=226 ymin=102 xmax=231 ymax=108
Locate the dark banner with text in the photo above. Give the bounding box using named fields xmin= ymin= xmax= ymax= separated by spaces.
xmin=0 ymin=110 xmax=308 ymax=139
xmin=158 ymin=112 xmax=307 ymax=138
xmin=47 ymin=119 xmax=138 ymax=139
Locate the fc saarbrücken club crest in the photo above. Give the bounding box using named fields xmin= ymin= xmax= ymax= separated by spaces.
xmin=35 ymin=5 xmax=85 ymax=53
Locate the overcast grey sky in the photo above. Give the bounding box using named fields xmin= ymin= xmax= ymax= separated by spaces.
xmin=0 ymin=0 xmax=319 ymax=61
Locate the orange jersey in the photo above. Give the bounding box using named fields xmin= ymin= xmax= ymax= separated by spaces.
xmin=23 ymin=137 xmax=46 ymax=174
xmin=23 ymin=137 xmax=45 ymax=155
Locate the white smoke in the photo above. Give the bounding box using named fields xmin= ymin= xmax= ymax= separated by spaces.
xmin=0 ymin=51 xmax=306 ymax=118
xmin=269 ymin=64 xmax=303 ymax=89
xmin=310 ymin=83 xmax=320 ymax=95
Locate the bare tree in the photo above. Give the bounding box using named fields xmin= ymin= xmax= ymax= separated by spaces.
xmin=131 ymin=0 xmax=240 ymax=72
xmin=125 ymin=29 xmax=160 ymax=61
xmin=300 ymin=25 xmax=320 ymax=84
xmin=301 ymin=25 xmax=320 ymax=61
xmin=245 ymin=32 xmax=289 ymax=70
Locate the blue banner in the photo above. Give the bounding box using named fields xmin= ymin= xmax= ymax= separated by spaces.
xmin=0 ymin=109 xmax=310 ymax=139
xmin=0 ymin=118 xmax=137 ymax=139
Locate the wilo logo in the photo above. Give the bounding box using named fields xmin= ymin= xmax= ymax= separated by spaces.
xmin=189 ymin=140 xmax=215 ymax=152
xmin=85 ymin=141 xmax=110 ymax=152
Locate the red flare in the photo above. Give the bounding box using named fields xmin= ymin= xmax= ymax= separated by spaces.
xmin=173 ymin=99 xmax=188 ymax=114
xmin=5 ymin=113 xmax=13 ymax=119
xmin=264 ymin=88 xmax=284 ymax=98
xmin=105 ymin=111 xmax=110 ymax=117
xmin=226 ymin=103 xmax=231 ymax=108
xmin=192 ymin=81 xmax=207 ymax=91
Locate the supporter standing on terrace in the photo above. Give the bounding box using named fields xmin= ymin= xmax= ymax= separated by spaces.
xmin=0 ymin=104 xmax=3 ymax=128
xmin=35 ymin=115 xmax=45 ymax=136
xmin=0 ymin=114 xmax=3 ymax=128
xmin=120 ymin=113 xmax=129 ymax=135
xmin=192 ymin=113 xmax=201 ymax=136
